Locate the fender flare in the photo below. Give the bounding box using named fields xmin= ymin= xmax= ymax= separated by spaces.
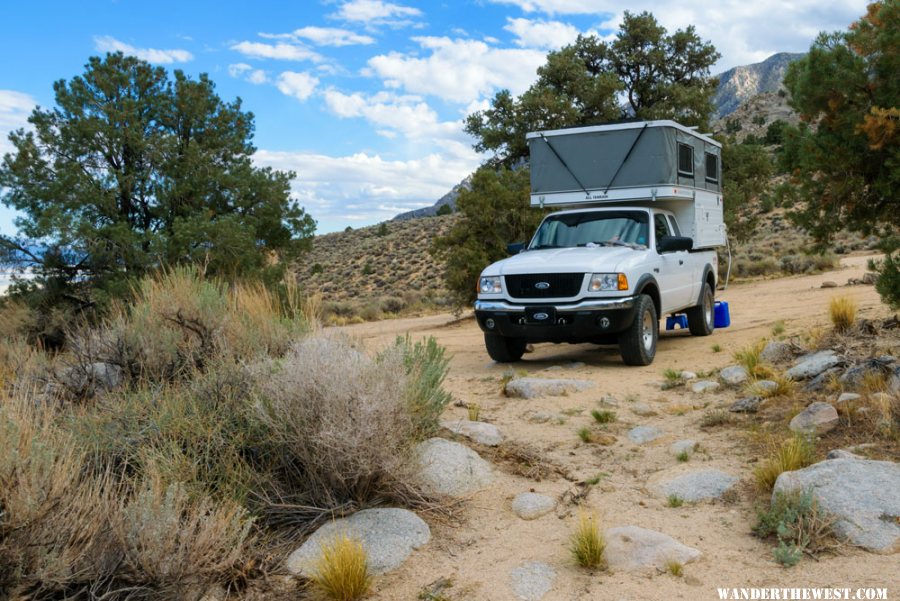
xmin=634 ymin=273 xmax=661 ymax=317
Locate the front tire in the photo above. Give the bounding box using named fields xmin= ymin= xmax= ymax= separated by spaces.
xmin=619 ymin=295 xmax=658 ymax=366
xmin=686 ymin=282 xmax=715 ymax=336
xmin=484 ymin=333 xmax=527 ymax=363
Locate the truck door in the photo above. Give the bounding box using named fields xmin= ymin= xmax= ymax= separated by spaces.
xmin=653 ymin=213 xmax=693 ymax=312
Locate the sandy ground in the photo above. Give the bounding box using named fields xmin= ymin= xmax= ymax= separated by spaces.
xmin=339 ymin=255 xmax=899 ymax=601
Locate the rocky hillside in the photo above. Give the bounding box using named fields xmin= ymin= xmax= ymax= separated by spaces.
xmin=393 ymin=175 xmax=472 ymax=221
xmin=713 ymin=52 xmax=805 ymax=117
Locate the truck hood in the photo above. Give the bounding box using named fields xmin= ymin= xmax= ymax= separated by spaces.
xmin=484 ymin=246 xmax=648 ymax=275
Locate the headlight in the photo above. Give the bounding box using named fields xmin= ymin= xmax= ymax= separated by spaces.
xmin=479 ymin=276 xmax=502 ymax=294
xmin=589 ymin=273 xmax=628 ymax=291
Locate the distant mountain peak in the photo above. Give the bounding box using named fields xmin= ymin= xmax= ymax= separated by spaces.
xmin=714 ymin=52 xmax=805 ymax=117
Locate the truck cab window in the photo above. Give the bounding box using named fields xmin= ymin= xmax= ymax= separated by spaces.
xmin=654 ymin=214 xmax=670 ymax=249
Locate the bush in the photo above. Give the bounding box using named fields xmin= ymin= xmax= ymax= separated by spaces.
xmin=754 ymin=490 xmax=836 ymax=566
xmin=389 ymin=335 xmax=452 ymax=438
xmin=872 ymin=253 xmax=900 ymax=309
xmin=309 ymin=533 xmax=372 ymax=601
xmin=828 ymin=296 xmax=857 ymax=332
xmin=570 ymin=512 xmax=606 ymax=569
xmin=754 ymin=435 xmax=815 ymax=491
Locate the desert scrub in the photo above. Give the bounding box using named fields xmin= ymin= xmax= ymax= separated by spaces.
xmin=661 ymin=367 xmax=684 ymax=389
xmin=388 ymin=334 xmax=452 ymax=437
xmin=667 ymin=494 xmax=684 ymax=508
xmin=591 ymin=409 xmax=617 ymax=424
xmin=467 ymin=403 xmax=481 ymax=421
xmin=733 ymin=341 xmax=773 ymax=379
xmin=665 ymin=560 xmax=684 ymax=577
xmin=570 ymin=513 xmax=606 ymax=569
xmin=309 ymin=533 xmax=372 ymax=601
xmin=828 ymin=296 xmax=857 ymax=332
xmin=754 ymin=490 xmax=836 ymax=566
xmin=754 ymin=435 xmax=815 ymax=491
xmin=699 ymin=409 xmax=734 ymax=428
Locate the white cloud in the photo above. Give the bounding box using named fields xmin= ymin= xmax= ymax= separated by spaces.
xmin=276 ymin=71 xmax=319 ymax=100
xmin=323 ymin=89 xmax=467 ymax=143
xmin=230 ymin=41 xmax=322 ymax=62
xmin=367 ymin=36 xmax=546 ymax=104
xmin=504 ymin=17 xmax=581 ymax=49
xmin=93 ymin=35 xmax=193 ymax=64
xmin=263 ymin=26 xmax=375 ymax=47
xmin=330 ymin=0 xmax=423 ymax=28
xmin=0 ymin=90 xmax=35 ymax=158
xmin=229 ymin=63 xmax=269 ymax=84
xmin=486 ymin=0 xmax=868 ymax=70
xmin=254 ymin=149 xmax=478 ymax=229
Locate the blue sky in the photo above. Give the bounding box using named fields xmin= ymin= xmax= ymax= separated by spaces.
xmin=0 ymin=0 xmax=867 ymax=234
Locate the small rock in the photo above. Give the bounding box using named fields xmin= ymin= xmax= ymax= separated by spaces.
xmin=286 ymin=508 xmax=430 ymax=576
xmin=512 ymin=493 xmax=557 ymax=520
xmin=862 ymin=271 xmax=878 ymax=285
xmin=786 ymin=350 xmax=842 ymax=380
xmin=630 ymin=402 xmax=658 ymax=417
xmin=773 ymin=458 xmax=900 ymax=553
xmin=510 ymin=561 xmax=556 ymax=601
xmin=836 ymin=392 xmax=861 ymax=406
xmin=591 ymin=432 xmax=618 ymax=446
xmin=628 ymin=425 xmax=662 ymax=444
xmin=440 ymin=419 xmax=503 ymax=446
xmin=564 ymin=361 xmax=586 ymax=370
xmin=826 ymin=449 xmax=863 ymax=460
xmin=603 ymin=526 xmax=702 ymax=572
xmin=528 ymin=411 xmax=555 ymax=424
xmin=760 ymin=341 xmax=793 ymax=364
xmin=543 ymin=365 xmax=563 ymax=372
xmin=691 ymin=380 xmax=720 ymax=393
xmin=821 ymin=281 xmax=838 ymax=288
xmin=648 ymin=469 xmax=738 ymax=502
xmin=60 ymin=362 xmax=124 ymax=397
xmin=719 ymin=365 xmax=749 ymax=386
xmin=680 ymin=371 xmax=697 ymax=381
xmin=669 ymin=439 xmax=697 ymax=457
xmin=599 ymin=395 xmax=620 ymax=407
xmin=789 ymin=402 xmax=840 ymax=435
xmin=729 ymin=396 xmax=763 ymax=413
xmin=416 ymin=438 xmax=493 ymax=497
xmin=754 ymin=380 xmax=778 ymax=393
xmin=505 ymin=377 xmax=594 ymax=399
xmin=805 ymin=367 xmax=842 ymax=392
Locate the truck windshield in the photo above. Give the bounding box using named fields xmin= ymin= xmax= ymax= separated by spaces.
xmin=529 ymin=211 xmax=649 ymax=250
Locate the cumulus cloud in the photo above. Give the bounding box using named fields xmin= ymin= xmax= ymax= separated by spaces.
xmin=367 ymin=36 xmax=546 ymax=104
xmin=254 ymin=148 xmax=479 ymax=229
xmin=227 ymin=63 xmax=269 ymax=84
xmin=504 ymin=17 xmax=581 ymax=49
xmin=93 ymin=36 xmax=193 ymax=64
xmin=323 ymin=89 xmax=468 ymax=143
xmin=486 ymin=0 xmax=867 ymax=70
xmin=261 ymin=26 xmax=375 ymax=47
xmin=0 ymin=90 xmax=35 ymax=157
xmin=330 ymin=0 xmax=423 ymax=29
xmin=230 ymin=40 xmax=322 ymax=62
xmin=276 ymin=71 xmax=320 ymax=100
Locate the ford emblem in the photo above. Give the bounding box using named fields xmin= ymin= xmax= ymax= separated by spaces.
xmin=533 ymin=312 xmax=549 ymax=321
xmin=535 ymin=281 xmax=551 ymax=290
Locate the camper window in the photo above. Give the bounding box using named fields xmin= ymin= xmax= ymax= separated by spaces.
xmin=677 ymin=143 xmax=694 ymax=176
xmin=705 ymin=152 xmax=719 ymax=183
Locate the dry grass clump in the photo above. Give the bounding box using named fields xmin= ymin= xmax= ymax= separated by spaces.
xmin=829 ymin=296 xmax=858 ymax=332
xmin=665 ymin=559 xmax=684 ymax=577
xmin=754 ymin=435 xmax=816 ymax=491
xmin=570 ymin=512 xmax=606 ymax=569
xmin=699 ymin=409 xmax=735 ymax=428
xmin=733 ymin=341 xmax=774 ymax=380
xmin=309 ymin=533 xmax=372 ymax=601
xmin=748 ymin=373 xmax=796 ymax=399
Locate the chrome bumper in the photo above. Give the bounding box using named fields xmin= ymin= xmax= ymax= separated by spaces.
xmin=474 ymin=296 xmax=637 ymax=313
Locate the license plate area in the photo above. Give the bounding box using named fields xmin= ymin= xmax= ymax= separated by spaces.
xmin=525 ymin=306 xmax=557 ymax=324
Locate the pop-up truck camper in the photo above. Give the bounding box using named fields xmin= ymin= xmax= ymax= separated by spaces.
xmin=474 ymin=120 xmax=728 ymax=366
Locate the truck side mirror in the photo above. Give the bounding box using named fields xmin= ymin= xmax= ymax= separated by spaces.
xmin=658 ymin=235 xmax=693 ymax=253
xmin=507 ymin=242 xmax=525 ymax=255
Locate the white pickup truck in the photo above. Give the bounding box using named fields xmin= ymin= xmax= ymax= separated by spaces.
xmin=474 ymin=120 xmax=726 ymax=365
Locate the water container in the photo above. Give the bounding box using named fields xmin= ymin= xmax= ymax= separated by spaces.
xmin=714 ymin=301 xmax=731 ymax=328
xmin=666 ymin=314 xmax=689 ymax=331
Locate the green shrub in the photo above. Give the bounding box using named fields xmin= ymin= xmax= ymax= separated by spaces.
xmin=754 ymin=490 xmax=836 ymax=566
xmin=872 ymin=253 xmax=900 ymax=310
xmin=389 ymin=335 xmax=452 ymax=437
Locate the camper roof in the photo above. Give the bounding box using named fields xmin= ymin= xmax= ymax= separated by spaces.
xmin=525 ymin=120 xmax=721 ymax=149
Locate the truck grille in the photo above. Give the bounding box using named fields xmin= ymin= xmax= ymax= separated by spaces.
xmin=505 ymin=273 xmax=585 ymax=299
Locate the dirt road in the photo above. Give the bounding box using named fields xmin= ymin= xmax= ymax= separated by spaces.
xmin=341 ymin=255 xmax=898 ymax=601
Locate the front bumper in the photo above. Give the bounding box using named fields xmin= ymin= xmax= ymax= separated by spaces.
xmin=474 ymin=296 xmax=637 ymax=343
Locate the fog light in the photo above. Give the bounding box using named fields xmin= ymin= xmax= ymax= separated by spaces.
xmin=485 ymin=318 xmax=495 ymax=329
xmin=599 ymin=316 xmax=611 ymax=329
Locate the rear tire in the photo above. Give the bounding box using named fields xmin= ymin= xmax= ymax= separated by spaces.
xmin=484 ymin=333 xmax=527 ymax=363
xmin=618 ymin=295 xmax=658 ymax=366
xmin=686 ymin=283 xmax=715 ymax=336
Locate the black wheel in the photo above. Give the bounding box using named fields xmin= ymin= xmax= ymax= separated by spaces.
xmin=686 ymin=282 xmax=715 ymax=336
xmin=618 ymin=294 xmax=658 ymax=366
xmin=484 ymin=333 xmax=527 ymax=362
